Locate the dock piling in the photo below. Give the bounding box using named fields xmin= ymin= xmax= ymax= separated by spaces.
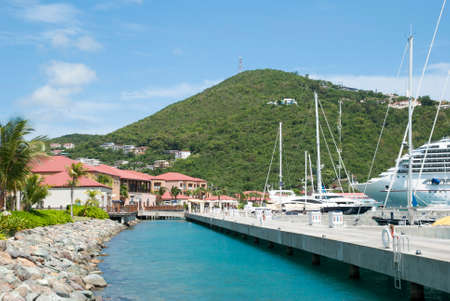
xmin=349 ymin=264 xmax=360 ymax=279
xmin=410 ymin=282 xmax=424 ymax=301
xmin=312 ymin=254 xmax=320 ymax=265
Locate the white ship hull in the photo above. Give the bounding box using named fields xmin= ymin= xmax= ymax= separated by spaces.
xmin=355 ymin=172 xmax=450 ymax=207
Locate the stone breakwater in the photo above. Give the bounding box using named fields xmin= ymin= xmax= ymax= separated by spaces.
xmin=0 ymin=219 xmax=127 ymax=301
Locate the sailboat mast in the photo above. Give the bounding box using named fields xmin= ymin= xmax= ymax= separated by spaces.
xmin=279 ymin=122 xmax=283 ymax=191
xmin=304 ymin=151 xmax=308 ymax=197
xmin=308 ymin=153 xmax=314 ymax=194
xmin=407 ymin=34 xmax=414 ymax=211
xmin=338 ymin=99 xmax=342 ymax=181
xmin=314 ymin=92 xmax=322 ymax=195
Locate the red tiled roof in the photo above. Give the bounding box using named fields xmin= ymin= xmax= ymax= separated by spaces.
xmin=160 ymin=191 xmax=189 ymax=200
xmin=116 ymin=169 xmax=154 ymax=181
xmin=31 ymin=156 xmax=78 ymax=173
xmin=41 ymin=172 xmax=110 ymax=189
xmin=32 ymin=156 xmax=154 ymax=182
xmin=85 ymin=164 xmax=122 ymax=177
xmin=205 ymin=195 xmax=237 ymax=201
xmin=152 ymin=172 xmax=205 ymax=182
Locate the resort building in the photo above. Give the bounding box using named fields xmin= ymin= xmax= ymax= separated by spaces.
xmin=152 ymin=172 xmax=207 ymax=192
xmin=30 ymin=156 xmax=112 ymax=209
xmin=78 ymin=158 xmax=101 ymax=166
xmin=49 ymin=143 xmax=61 ymax=149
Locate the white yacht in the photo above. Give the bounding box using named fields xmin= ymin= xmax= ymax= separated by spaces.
xmin=354 ymin=137 xmax=450 ymax=207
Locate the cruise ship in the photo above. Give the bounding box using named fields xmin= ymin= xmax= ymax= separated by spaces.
xmin=354 ymin=137 xmax=450 ymax=207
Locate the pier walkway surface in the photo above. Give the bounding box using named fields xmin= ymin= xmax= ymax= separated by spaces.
xmin=186 ymin=212 xmax=450 ymax=299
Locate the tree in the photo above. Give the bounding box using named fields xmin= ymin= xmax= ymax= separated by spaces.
xmin=156 ymin=187 xmax=166 ymax=205
xmin=67 ymin=162 xmax=88 ymax=218
xmin=418 ymin=95 xmax=434 ymax=106
xmin=96 ymin=174 xmax=112 ymax=187
xmin=21 ymin=174 xmax=49 ymax=211
xmin=170 ymin=186 xmax=181 ymax=203
xmin=120 ymin=184 xmax=129 ymax=200
xmin=0 ymin=118 xmax=46 ymax=210
xmin=84 ymin=190 xmax=100 ymax=215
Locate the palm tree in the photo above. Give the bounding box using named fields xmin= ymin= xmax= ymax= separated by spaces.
xmin=21 ymin=174 xmax=49 ymax=211
xmin=0 ymin=118 xmax=46 ymax=210
xmin=170 ymin=186 xmax=181 ymax=204
xmin=156 ymin=187 xmax=166 ymax=205
xmin=67 ymin=162 xmax=88 ymax=218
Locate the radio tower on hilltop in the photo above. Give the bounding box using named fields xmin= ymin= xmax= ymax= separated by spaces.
xmin=238 ymin=57 xmax=243 ymax=73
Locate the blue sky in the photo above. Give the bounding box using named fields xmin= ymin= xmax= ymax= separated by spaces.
xmin=1 ymin=0 xmax=449 ymax=137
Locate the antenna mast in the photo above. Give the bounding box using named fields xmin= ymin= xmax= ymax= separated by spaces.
xmin=238 ymin=57 xmax=243 ymax=73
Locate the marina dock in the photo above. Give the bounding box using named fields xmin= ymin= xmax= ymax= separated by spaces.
xmin=186 ymin=212 xmax=450 ymax=300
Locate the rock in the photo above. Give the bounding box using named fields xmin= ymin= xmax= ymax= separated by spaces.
xmin=0 ymin=280 xmax=13 ymax=292
xmin=25 ymin=293 xmax=39 ymax=301
xmin=35 ymin=279 xmax=49 ymax=287
xmin=69 ymin=291 xmax=87 ymax=301
xmin=13 ymin=283 xmax=31 ymax=297
xmin=1 ymin=291 xmax=25 ymax=301
xmin=35 ymin=293 xmax=63 ymax=301
xmin=83 ymin=274 xmax=107 ymax=288
xmin=0 ymin=250 xmax=14 ymax=266
xmin=16 ymin=258 xmax=36 ymax=268
xmin=79 ymin=291 xmax=93 ymax=299
xmin=0 ymin=240 xmax=7 ymax=251
xmin=31 ymin=248 xmax=49 ymax=260
xmin=51 ymin=281 xmax=72 ymax=298
xmin=15 ymin=266 xmax=41 ymax=281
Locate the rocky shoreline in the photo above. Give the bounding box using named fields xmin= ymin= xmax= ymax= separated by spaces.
xmin=0 ymin=219 xmax=129 ymax=301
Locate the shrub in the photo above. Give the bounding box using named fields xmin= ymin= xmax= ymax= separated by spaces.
xmin=0 ymin=215 xmax=29 ymax=236
xmin=11 ymin=210 xmax=72 ymax=228
xmin=67 ymin=205 xmax=109 ymax=219
xmin=0 ymin=233 xmax=6 ymax=240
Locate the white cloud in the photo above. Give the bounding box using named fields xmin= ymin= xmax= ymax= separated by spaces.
xmin=75 ymin=36 xmax=102 ymax=51
xmin=45 ymin=61 xmax=97 ymax=87
xmin=22 ymin=3 xmax=78 ymax=24
xmin=42 ymin=28 xmax=102 ymax=52
xmin=428 ymin=63 xmax=450 ymax=74
xmin=124 ymin=0 xmax=143 ymax=4
xmin=121 ymin=80 xmax=219 ymax=100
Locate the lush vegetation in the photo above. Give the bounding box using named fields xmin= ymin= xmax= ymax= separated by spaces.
xmin=51 ymin=69 xmax=450 ymax=194
xmin=0 ymin=210 xmax=72 ymax=236
xmin=21 ymin=174 xmax=49 ymax=211
xmin=68 ymin=205 xmax=109 ymax=219
xmin=0 ymin=118 xmax=46 ymax=210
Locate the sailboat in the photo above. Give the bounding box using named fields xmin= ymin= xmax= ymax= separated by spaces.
xmin=367 ymin=34 xmax=438 ymax=225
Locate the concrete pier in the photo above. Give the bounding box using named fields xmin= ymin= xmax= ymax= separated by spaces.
xmin=186 ymin=212 xmax=450 ymax=298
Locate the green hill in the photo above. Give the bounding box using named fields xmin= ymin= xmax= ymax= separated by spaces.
xmin=53 ymin=69 xmax=450 ymax=193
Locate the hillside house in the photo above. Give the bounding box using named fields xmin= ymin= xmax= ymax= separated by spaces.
xmin=50 ymin=143 xmax=61 ymax=149
xmin=174 ymin=150 xmax=191 ymax=159
xmin=63 ymin=143 xmax=75 ymax=149
xmin=154 ymin=160 xmax=170 ymax=169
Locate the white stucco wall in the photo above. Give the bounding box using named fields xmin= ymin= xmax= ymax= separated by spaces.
xmin=42 ymin=187 xmax=112 ymax=209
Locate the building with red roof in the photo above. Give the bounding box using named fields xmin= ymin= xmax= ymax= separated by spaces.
xmin=152 ymin=172 xmax=207 ymax=193
xmin=30 ymin=156 xmax=112 ymax=209
xmin=30 ymin=156 xmax=208 ymax=209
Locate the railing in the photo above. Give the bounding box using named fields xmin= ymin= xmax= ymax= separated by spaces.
xmin=143 ymin=205 xmax=184 ymax=211
xmin=107 ymin=204 xmax=138 ymax=213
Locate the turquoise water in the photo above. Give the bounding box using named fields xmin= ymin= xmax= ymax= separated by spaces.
xmin=97 ymin=220 xmax=446 ymax=300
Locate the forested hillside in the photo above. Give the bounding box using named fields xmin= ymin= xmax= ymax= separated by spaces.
xmin=52 ymin=69 xmax=450 ymax=193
